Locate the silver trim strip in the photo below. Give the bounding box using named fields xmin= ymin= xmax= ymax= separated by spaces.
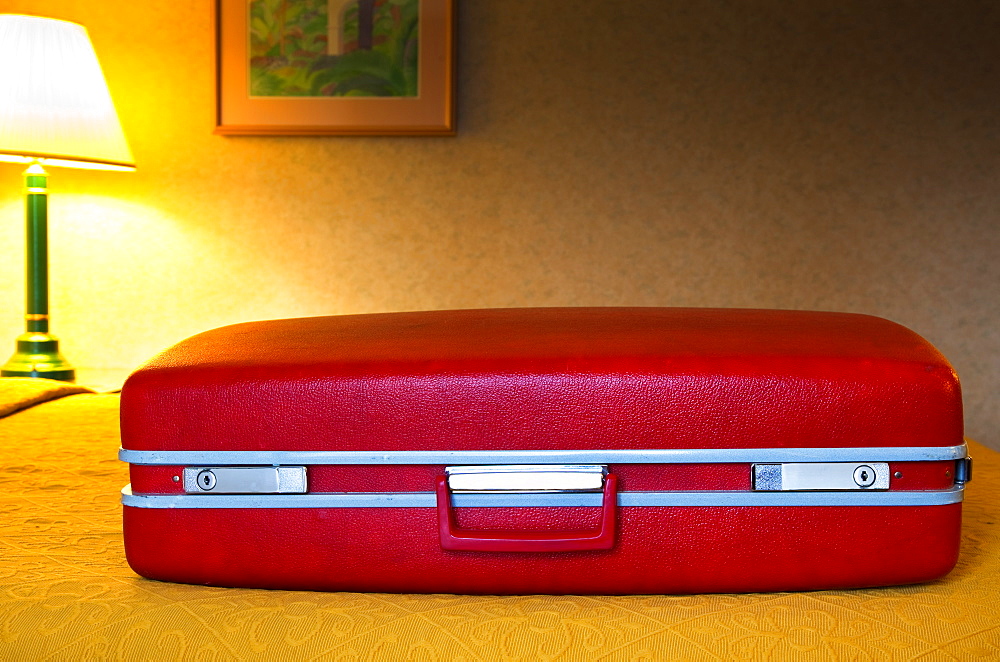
xmin=120 ymin=485 xmax=964 ymax=509
xmin=118 ymin=444 xmax=968 ymax=466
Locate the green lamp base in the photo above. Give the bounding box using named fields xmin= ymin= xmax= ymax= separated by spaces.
xmin=1 ymin=332 xmax=75 ymax=382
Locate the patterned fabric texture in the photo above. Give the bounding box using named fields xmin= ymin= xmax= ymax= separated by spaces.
xmin=0 ymin=378 xmax=997 ymax=661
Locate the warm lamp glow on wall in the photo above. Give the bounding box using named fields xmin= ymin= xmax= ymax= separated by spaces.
xmin=0 ymin=14 xmax=134 ymax=381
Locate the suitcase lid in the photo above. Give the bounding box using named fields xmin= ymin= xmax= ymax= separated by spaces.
xmin=120 ymin=308 xmax=963 ymax=453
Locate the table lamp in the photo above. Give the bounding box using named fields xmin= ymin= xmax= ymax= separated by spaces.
xmin=0 ymin=14 xmax=135 ymax=381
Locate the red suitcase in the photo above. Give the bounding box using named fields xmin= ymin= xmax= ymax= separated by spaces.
xmin=119 ymin=308 xmax=969 ymax=594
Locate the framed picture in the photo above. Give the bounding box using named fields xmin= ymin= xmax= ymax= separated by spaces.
xmin=215 ymin=0 xmax=455 ymax=135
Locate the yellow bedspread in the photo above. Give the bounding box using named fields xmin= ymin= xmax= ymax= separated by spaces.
xmin=1 ymin=377 xmax=997 ymax=660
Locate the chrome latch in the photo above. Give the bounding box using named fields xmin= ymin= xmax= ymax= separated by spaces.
xmin=445 ymin=465 xmax=607 ymax=493
xmin=955 ymin=457 xmax=973 ymax=484
xmin=182 ymin=466 xmax=307 ymax=494
xmin=752 ymin=462 xmax=889 ymax=491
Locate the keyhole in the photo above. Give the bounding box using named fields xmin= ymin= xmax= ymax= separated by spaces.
xmin=853 ymin=465 xmax=876 ymax=487
xmin=196 ymin=470 xmax=217 ymax=491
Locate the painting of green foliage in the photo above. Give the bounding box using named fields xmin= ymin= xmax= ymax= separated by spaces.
xmin=249 ymin=0 xmax=419 ymax=97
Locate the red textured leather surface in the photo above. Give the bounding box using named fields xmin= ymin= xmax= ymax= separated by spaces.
xmin=129 ymin=466 xmax=185 ymax=494
xmin=120 ymin=308 xmax=965 ymax=593
xmin=123 ymin=503 xmax=962 ymax=594
xmin=120 ymin=308 xmax=964 ymax=453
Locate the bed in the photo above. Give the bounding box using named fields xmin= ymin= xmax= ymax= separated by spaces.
xmin=2 ymin=377 xmax=998 ymax=660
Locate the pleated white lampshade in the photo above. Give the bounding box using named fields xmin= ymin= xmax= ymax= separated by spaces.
xmin=0 ymin=14 xmax=134 ymax=171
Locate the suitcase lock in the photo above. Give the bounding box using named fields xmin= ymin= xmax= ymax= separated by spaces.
xmin=752 ymin=463 xmax=890 ymax=491
xmin=182 ymin=466 xmax=307 ymax=493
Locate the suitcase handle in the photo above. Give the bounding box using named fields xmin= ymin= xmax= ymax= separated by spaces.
xmin=435 ymin=474 xmax=618 ymax=552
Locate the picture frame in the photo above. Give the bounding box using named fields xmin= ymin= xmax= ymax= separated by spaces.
xmin=215 ymin=0 xmax=455 ymax=135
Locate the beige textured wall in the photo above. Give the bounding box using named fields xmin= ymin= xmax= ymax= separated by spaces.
xmin=1 ymin=1 xmax=998 ymax=446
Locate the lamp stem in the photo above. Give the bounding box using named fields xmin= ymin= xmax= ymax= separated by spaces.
xmin=26 ymin=166 xmax=50 ymax=332
xmin=1 ymin=164 xmax=75 ymax=381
